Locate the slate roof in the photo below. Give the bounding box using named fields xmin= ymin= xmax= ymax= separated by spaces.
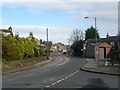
xmin=87 ymin=36 xmax=119 ymax=43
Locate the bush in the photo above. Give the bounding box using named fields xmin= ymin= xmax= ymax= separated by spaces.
xmin=2 ymin=34 xmax=40 ymax=61
xmin=71 ymin=40 xmax=84 ymax=56
xmin=2 ymin=35 xmax=17 ymax=61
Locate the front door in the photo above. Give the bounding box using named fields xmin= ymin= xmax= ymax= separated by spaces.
xmin=99 ymin=48 xmax=105 ymax=59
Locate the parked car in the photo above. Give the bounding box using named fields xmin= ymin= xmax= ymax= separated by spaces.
xmin=62 ymin=50 xmax=68 ymax=54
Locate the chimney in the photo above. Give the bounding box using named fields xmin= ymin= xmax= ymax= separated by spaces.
xmin=8 ymin=26 xmax=12 ymax=31
xmin=30 ymin=32 xmax=33 ymax=37
xmin=40 ymin=39 xmax=42 ymax=44
xmin=106 ymin=33 xmax=109 ymax=38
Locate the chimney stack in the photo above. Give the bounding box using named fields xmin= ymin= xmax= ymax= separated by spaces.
xmin=106 ymin=33 xmax=109 ymax=38
xmin=8 ymin=26 xmax=12 ymax=31
xmin=30 ymin=32 xmax=33 ymax=37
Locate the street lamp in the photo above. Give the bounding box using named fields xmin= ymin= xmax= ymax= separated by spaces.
xmin=84 ymin=16 xmax=97 ymax=61
xmin=84 ymin=17 xmax=97 ymax=43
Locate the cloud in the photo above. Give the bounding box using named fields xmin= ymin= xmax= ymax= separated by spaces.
xmin=1 ymin=1 xmax=118 ymax=41
xmin=0 ymin=25 xmax=74 ymax=44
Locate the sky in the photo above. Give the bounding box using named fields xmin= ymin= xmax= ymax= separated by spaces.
xmin=0 ymin=0 xmax=119 ymax=45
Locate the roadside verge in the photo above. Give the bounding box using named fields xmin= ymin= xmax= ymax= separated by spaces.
xmin=2 ymin=57 xmax=54 ymax=75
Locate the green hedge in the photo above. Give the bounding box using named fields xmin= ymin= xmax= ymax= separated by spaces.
xmin=2 ymin=34 xmax=40 ymax=61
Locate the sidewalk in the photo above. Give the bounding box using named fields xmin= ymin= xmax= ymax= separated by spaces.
xmin=2 ymin=57 xmax=54 ymax=75
xmin=80 ymin=58 xmax=120 ymax=76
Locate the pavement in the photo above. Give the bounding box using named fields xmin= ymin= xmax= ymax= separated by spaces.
xmin=80 ymin=58 xmax=120 ymax=76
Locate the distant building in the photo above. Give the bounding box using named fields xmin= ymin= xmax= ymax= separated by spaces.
xmin=0 ymin=26 xmax=13 ymax=36
xmin=55 ymin=43 xmax=67 ymax=52
xmin=50 ymin=43 xmax=67 ymax=53
xmin=50 ymin=45 xmax=58 ymax=52
xmin=26 ymin=32 xmax=40 ymax=45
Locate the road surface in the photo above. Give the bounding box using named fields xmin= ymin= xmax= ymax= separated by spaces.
xmin=2 ymin=53 xmax=119 ymax=89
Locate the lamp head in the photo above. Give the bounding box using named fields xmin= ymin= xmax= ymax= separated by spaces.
xmin=84 ymin=17 xmax=89 ymax=18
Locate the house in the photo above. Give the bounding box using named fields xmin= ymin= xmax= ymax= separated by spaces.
xmin=86 ymin=34 xmax=118 ymax=47
xmin=50 ymin=43 xmax=67 ymax=53
xmin=0 ymin=26 xmax=13 ymax=36
xmin=55 ymin=43 xmax=67 ymax=52
xmin=50 ymin=45 xmax=58 ymax=52
xmin=85 ymin=42 xmax=112 ymax=59
xmin=26 ymin=32 xmax=40 ymax=45
xmin=84 ymin=33 xmax=119 ymax=59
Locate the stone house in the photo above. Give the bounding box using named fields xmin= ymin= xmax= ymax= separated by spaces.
xmin=26 ymin=32 xmax=40 ymax=46
xmin=0 ymin=26 xmax=13 ymax=36
xmin=50 ymin=45 xmax=58 ymax=52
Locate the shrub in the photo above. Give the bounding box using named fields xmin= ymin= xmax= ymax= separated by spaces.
xmin=2 ymin=34 xmax=40 ymax=61
xmin=2 ymin=35 xmax=17 ymax=61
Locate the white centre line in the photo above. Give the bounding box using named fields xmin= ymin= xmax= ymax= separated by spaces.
xmin=45 ymin=70 xmax=79 ymax=88
xmin=51 ymin=83 xmax=56 ymax=86
xmin=46 ymin=85 xmax=51 ymax=88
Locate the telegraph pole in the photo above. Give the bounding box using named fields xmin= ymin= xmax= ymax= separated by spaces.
xmin=46 ymin=28 xmax=49 ymax=60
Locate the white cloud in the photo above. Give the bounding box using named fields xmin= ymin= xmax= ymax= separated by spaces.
xmin=1 ymin=1 xmax=118 ymax=41
xmin=0 ymin=25 xmax=74 ymax=44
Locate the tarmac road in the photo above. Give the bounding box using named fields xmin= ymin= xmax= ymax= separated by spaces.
xmin=2 ymin=53 xmax=119 ymax=89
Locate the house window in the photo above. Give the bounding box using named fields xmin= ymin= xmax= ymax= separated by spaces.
xmin=110 ymin=42 xmax=114 ymax=46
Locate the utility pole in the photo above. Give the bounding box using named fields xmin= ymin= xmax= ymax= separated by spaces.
xmin=46 ymin=28 xmax=49 ymax=60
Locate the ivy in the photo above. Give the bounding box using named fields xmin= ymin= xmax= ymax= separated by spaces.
xmin=2 ymin=34 xmax=40 ymax=61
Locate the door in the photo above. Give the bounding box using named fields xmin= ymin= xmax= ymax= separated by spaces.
xmin=99 ymin=48 xmax=105 ymax=59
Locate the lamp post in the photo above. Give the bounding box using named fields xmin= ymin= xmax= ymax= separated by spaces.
xmin=84 ymin=17 xmax=97 ymax=43
xmin=84 ymin=17 xmax=97 ymax=60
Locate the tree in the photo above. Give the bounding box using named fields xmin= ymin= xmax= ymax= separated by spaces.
xmin=85 ymin=26 xmax=100 ymax=41
xmin=70 ymin=29 xmax=84 ymax=43
xmin=71 ymin=40 xmax=84 ymax=56
xmin=69 ymin=29 xmax=84 ymax=56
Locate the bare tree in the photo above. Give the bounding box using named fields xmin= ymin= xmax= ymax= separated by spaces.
xmin=69 ymin=29 xmax=84 ymax=43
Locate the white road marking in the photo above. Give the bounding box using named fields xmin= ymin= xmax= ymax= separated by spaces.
xmin=46 ymin=85 xmax=51 ymax=88
xmin=51 ymin=83 xmax=56 ymax=85
xmin=65 ymin=76 xmax=69 ymax=79
xmin=61 ymin=78 xmax=65 ymax=81
xmin=45 ymin=70 xmax=79 ymax=88
xmin=57 ymin=80 xmax=62 ymax=83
